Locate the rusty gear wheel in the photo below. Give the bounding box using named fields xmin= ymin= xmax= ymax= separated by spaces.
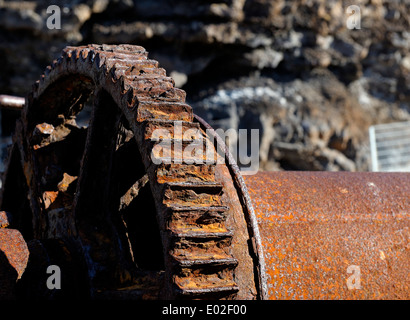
xmin=0 ymin=44 xmax=266 ymax=300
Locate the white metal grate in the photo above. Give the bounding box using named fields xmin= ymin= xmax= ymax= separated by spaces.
xmin=369 ymin=121 xmax=410 ymax=172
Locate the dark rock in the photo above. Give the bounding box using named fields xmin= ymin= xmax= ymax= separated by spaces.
xmin=0 ymin=0 xmax=409 ymax=171
xmin=193 ymin=71 xmax=370 ymax=171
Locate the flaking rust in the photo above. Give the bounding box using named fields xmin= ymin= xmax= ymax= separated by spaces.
xmin=0 ymin=44 xmax=260 ymax=300
xmin=0 ymin=44 xmax=408 ymax=300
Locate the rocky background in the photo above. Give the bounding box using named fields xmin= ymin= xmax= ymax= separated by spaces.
xmin=0 ymin=0 xmax=409 ymax=171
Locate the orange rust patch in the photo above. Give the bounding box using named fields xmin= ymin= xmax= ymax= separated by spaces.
xmin=244 ymin=171 xmax=410 ymax=300
xmin=0 ymin=229 xmax=29 ymax=279
xmin=0 ymin=211 xmax=10 ymax=228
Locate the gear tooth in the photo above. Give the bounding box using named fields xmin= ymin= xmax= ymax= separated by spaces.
xmin=73 ymin=49 xmax=81 ymax=60
xmin=80 ymin=48 xmax=91 ymax=61
xmin=111 ymin=64 xmax=123 ymax=81
xmin=44 ymin=65 xmax=52 ymax=77
xmin=86 ymin=50 xmax=96 ymax=64
xmin=50 ymin=59 xmax=58 ymax=69
xmin=122 ymin=86 xmax=138 ymax=110
xmin=32 ymin=80 xmax=40 ymax=92
xmin=61 ymin=48 xmax=71 ymax=58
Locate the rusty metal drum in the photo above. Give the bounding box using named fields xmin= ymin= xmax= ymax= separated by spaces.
xmin=244 ymin=171 xmax=410 ymax=299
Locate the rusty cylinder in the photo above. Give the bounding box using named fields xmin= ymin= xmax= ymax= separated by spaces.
xmin=244 ymin=171 xmax=410 ymax=300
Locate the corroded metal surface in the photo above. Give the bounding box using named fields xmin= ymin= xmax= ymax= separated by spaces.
xmin=0 ymin=44 xmax=260 ymax=300
xmin=244 ymin=171 xmax=410 ymax=299
xmin=0 ymin=210 xmax=29 ymax=298
xmin=1 ymin=43 xmax=408 ymax=301
xmin=0 ymin=228 xmax=29 ymax=280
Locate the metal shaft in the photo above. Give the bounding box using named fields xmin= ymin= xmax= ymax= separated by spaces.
xmin=0 ymin=95 xmax=25 ymax=110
